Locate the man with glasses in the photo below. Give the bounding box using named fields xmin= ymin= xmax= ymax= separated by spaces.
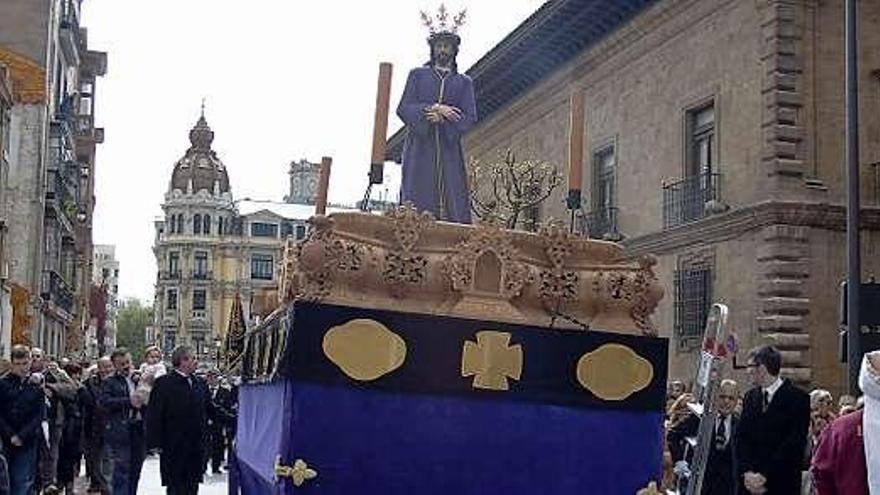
xmin=0 ymin=346 xmax=46 ymax=495
xmin=668 ymin=379 xmax=740 ymax=494
xmin=736 ymin=346 xmax=810 ymax=494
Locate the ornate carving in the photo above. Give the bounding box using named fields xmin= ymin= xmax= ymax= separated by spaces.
xmin=631 ymin=255 xmax=662 ymax=336
xmin=593 ymin=255 xmax=662 ymax=336
xmin=382 ymin=204 xmax=433 ymax=295
xmin=385 ymin=203 xmax=434 ymax=252
xmin=295 ymin=216 xmax=365 ymax=302
xmin=538 ymin=221 xmax=579 ymax=306
xmin=443 ymin=224 xmax=532 ymax=299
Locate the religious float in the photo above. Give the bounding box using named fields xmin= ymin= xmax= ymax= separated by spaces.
xmin=228 ymin=6 xmax=669 ymax=492
xmin=229 ymin=205 xmax=668 ymax=494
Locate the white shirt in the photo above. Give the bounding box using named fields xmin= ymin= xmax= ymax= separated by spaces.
xmin=763 ymin=376 xmax=784 ymax=405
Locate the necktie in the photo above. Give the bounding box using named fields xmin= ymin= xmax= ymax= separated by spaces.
xmin=715 ymin=415 xmax=727 ymax=450
xmin=763 ymin=390 xmax=770 ymax=412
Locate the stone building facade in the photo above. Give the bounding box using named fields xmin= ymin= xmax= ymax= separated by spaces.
xmin=284 ymin=158 xmax=320 ymax=205
xmin=0 ymin=0 xmax=106 ymax=357
xmin=0 ymin=66 xmax=13 ymax=358
xmin=91 ymin=243 xmax=118 ymax=353
xmin=388 ymin=0 xmax=880 ymax=395
xmin=153 ymin=116 xmax=325 ymax=360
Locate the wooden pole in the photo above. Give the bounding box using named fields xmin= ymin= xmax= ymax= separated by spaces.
xmin=369 ymin=62 xmax=394 ymax=185
xmin=315 ymin=156 xmax=332 ymax=216
xmin=567 ymin=89 xmax=585 ymax=196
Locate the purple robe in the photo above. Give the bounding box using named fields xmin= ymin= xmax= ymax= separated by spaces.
xmin=397 ymin=66 xmax=476 ymax=223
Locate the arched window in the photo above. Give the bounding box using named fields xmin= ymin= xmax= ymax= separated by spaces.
xmin=204 ymin=214 xmax=211 ymax=235
xmin=218 ymin=217 xmax=224 ymax=235
xmin=194 ymin=214 xmax=202 ymax=235
xmin=177 ymin=215 xmax=184 ymax=234
xmin=169 ymin=215 xmax=175 ymax=234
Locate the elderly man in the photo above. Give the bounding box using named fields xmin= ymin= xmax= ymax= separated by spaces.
xmin=668 ymin=379 xmax=740 ymax=494
xmin=146 ymin=346 xmax=210 ymax=495
xmin=100 ymin=348 xmax=146 ymax=495
xmin=0 ymin=346 xmax=46 ymax=495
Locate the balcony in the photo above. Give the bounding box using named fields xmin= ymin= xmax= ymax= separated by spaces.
xmin=662 ymin=172 xmax=726 ymax=229
xmin=45 ymin=168 xmax=78 ymax=229
xmin=192 ymin=270 xmax=213 ymax=281
xmin=158 ymin=270 xmax=180 ymax=280
xmin=41 ymin=270 xmax=74 ymax=314
xmin=191 ymin=310 xmax=207 ymax=319
xmin=59 ymin=0 xmax=82 ymax=65
xmin=583 ymin=207 xmax=621 ymax=241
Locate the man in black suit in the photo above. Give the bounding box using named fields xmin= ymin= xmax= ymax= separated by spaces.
xmin=205 ymin=370 xmax=235 ymax=474
xmin=146 ymin=345 xmax=210 ymax=495
xmin=99 ymin=348 xmax=146 ymax=495
xmin=736 ymin=346 xmax=809 ymax=494
xmin=668 ymin=379 xmax=740 ymax=495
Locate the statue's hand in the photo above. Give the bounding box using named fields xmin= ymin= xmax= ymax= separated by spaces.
xmin=424 ymin=107 xmax=443 ymax=123
xmin=436 ymin=104 xmax=462 ymax=122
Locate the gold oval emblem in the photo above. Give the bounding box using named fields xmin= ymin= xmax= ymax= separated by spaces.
xmin=322 ymin=319 xmax=407 ymax=381
xmin=576 ymin=344 xmax=654 ymax=401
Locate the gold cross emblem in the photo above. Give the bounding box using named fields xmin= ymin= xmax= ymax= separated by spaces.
xmin=275 ymin=458 xmax=318 ymax=487
xmin=461 ymin=331 xmax=523 ymax=391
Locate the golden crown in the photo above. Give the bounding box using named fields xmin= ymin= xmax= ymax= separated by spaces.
xmin=420 ymin=4 xmax=467 ymax=36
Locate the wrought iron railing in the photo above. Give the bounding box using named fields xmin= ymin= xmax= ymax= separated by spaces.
xmin=673 ymin=264 xmax=712 ymax=350
xmin=662 ymin=172 xmax=723 ymax=228
xmin=583 ymin=206 xmax=619 ymax=239
xmin=157 ymin=270 xmax=180 ymax=280
xmin=41 ymin=270 xmax=74 ymax=313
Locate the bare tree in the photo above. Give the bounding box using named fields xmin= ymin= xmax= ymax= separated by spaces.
xmin=469 ymin=150 xmax=563 ymax=230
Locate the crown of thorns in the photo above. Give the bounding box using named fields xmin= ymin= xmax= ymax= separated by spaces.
xmin=420 ymin=4 xmax=467 ymax=37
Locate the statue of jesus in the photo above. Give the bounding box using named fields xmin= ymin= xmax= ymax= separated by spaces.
xmin=397 ymin=8 xmax=476 ymax=224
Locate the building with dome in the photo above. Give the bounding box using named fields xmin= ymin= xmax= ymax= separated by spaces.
xmin=153 ymin=112 xmax=348 ymax=359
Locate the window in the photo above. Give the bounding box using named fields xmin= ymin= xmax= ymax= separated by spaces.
xmin=295 ymin=225 xmax=306 ymax=240
xmin=687 ymin=104 xmax=715 ymax=178
xmin=169 ymin=214 xmax=175 ymax=234
xmin=281 ymin=221 xmax=294 ymax=238
xmin=673 ymin=256 xmax=713 ymax=351
xmin=194 ymin=251 xmax=208 ymax=279
xmin=589 ymin=145 xmax=617 ymax=238
xmin=168 ymin=252 xmax=179 ymax=276
xmin=204 ymin=214 xmax=211 ymax=235
xmin=177 ymin=215 xmax=183 ymax=234
xmin=193 ymin=289 xmax=206 ymax=311
xmin=250 ymin=222 xmax=278 ymax=238
xmin=218 ymin=217 xmax=224 ymax=235
xmin=163 ymin=331 xmax=176 ymax=353
xmin=194 ymin=214 xmax=202 ymax=235
xmin=166 ymin=288 xmax=177 ymax=310
xmin=251 ymin=254 xmax=274 ymax=280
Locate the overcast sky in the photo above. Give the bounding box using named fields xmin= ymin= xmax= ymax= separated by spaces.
xmin=81 ymin=0 xmax=545 ymax=303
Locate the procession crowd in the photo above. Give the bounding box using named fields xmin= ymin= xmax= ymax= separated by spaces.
xmin=661 ymin=345 xmax=880 ymax=495
xmin=0 ymin=344 xmax=238 ymax=495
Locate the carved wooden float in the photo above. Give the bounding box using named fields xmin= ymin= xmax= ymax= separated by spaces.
xmin=278 ymin=204 xmax=663 ymax=335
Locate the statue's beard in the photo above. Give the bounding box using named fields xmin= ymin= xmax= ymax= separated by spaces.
xmin=434 ymin=53 xmax=453 ymax=68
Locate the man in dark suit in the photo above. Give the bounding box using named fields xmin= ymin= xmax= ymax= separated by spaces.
xmin=99 ymin=348 xmax=146 ymax=495
xmin=146 ymin=345 xmax=210 ymax=495
xmin=668 ymin=379 xmax=740 ymax=495
xmin=736 ymin=346 xmax=810 ymax=494
xmin=205 ymin=370 xmax=235 ymax=474
xmin=0 ymin=345 xmax=46 ymax=495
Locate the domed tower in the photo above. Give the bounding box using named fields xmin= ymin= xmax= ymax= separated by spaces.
xmin=154 ymin=109 xmax=238 ymax=356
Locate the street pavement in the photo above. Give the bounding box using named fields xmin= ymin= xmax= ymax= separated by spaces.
xmin=77 ymin=455 xmax=229 ymax=494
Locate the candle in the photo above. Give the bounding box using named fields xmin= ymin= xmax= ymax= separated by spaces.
xmin=370 ymin=62 xmax=394 ymax=184
xmin=568 ymin=89 xmax=585 ymax=197
xmin=315 ymin=156 xmax=332 ymax=216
